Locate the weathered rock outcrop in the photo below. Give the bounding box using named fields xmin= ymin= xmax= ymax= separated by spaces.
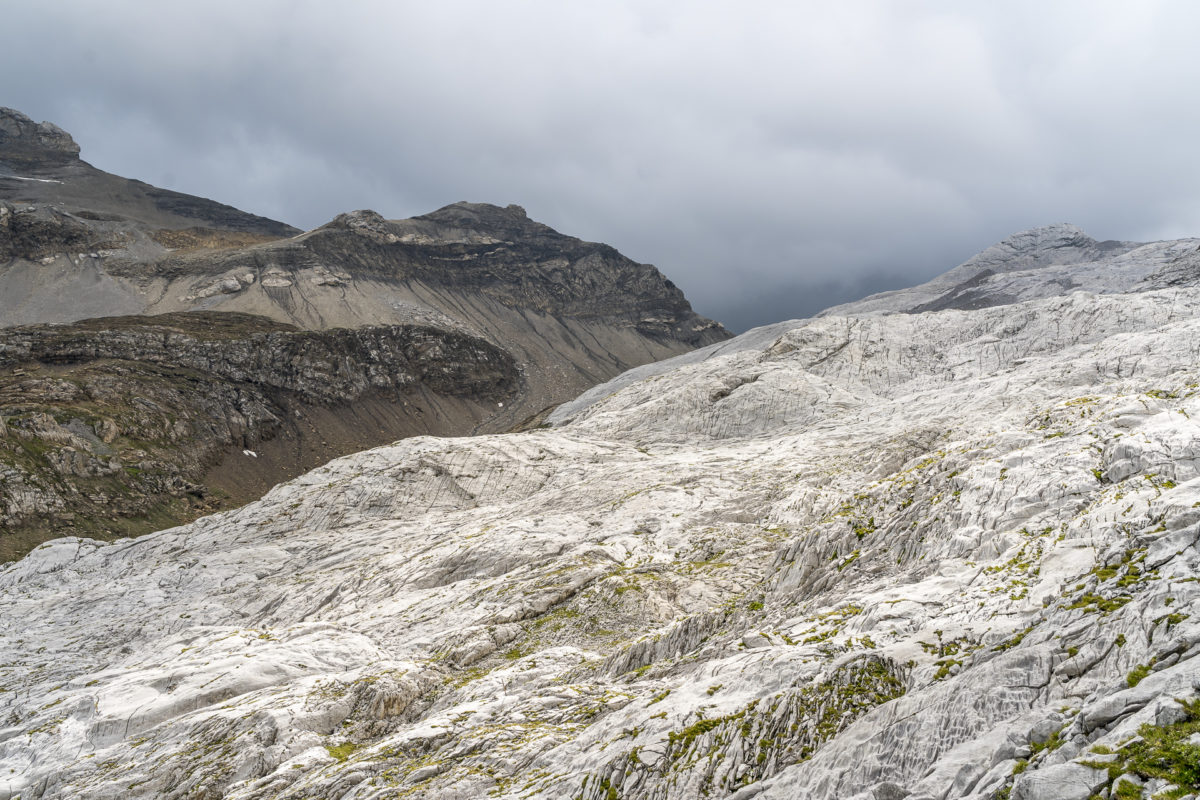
xmin=0 ymin=108 xmax=80 ymax=168
xmin=553 ymin=223 xmax=1200 ymax=424
xmin=820 ymin=222 xmax=1200 ymax=316
xmin=4 ymin=243 xmax=1200 ymax=799
xmin=0 ymin=201 xmax=109 ymax=263
xmin=0 ymin=311 xmax=516 ymax=559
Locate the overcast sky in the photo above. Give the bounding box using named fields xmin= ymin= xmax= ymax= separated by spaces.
xmin=5 ymin=1 xmax=1200 ymax=331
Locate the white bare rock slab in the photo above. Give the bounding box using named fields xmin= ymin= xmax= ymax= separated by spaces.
xmin=5 ymin=281 xmax=1200 ymax=798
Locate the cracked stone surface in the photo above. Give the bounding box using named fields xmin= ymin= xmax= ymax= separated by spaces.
xmin=5 ymin=258 xmax=1200 ymax=796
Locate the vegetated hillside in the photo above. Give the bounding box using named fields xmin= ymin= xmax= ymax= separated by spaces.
xmin=0 ymin=311 xmax=516 ymax=560
xmin=5 ymin=229 xmax=1200 ymax=799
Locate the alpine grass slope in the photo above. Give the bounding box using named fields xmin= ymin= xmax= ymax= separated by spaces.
xmin=4 ymin=227 xmax=1200 ymax=799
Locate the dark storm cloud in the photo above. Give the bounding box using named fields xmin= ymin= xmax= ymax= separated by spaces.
xmin=5 ymin=0 xmax=1200 ymax=330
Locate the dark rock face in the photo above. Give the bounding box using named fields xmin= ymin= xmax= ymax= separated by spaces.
xmin=0 ymin=108 xmax=80 ymax=168
xmin=0 ymin=312 xmax=517 ymax=402
xmin=0 ymin=312 xmax=517 ymax=560
xmin=300 ymin=202 xmax=719 ymax=343
xmin=161 ymin=202 xmax=705 ymax=324
xmin=0 ymin=201 xmax=113 ymax=261
xmin=132 ymin=180 xmax=301 ymax=237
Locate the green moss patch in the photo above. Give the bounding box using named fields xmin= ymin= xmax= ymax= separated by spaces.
xmin=1082 ymin=697 xmax=1200 ymax=796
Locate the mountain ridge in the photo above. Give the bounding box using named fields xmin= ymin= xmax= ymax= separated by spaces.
xmin=819 ymin=222 xmax=1197 ymax=317
xmin=0 ymin=108 xmax=728 ymax=556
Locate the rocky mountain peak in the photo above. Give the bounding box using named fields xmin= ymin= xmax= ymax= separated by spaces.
xmin=958 ymin=222 xmax=1112 ymax=275
xmin=819 ymin=221 xmax=1175 ymax=317
xmin=312 ymin=203 xmax=559 ymax=247
xmin=319 ymin=208 xmax=392 ymax=237
xmin=326 ymin=208 xmax=388 ymax=226
xmin=414 ymin=201 xmax=556 ymax=238
xmin=0 ymin=107 xmax=300 ymax=238
xmin=0 ymin=107 xmax=81 ymax=168
xmin=999 ymin=221 xmax=1091 ymax=243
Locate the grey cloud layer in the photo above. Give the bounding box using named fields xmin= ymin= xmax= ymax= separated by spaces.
xmin=5 ymin=0 xmax=1199 ymax=330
